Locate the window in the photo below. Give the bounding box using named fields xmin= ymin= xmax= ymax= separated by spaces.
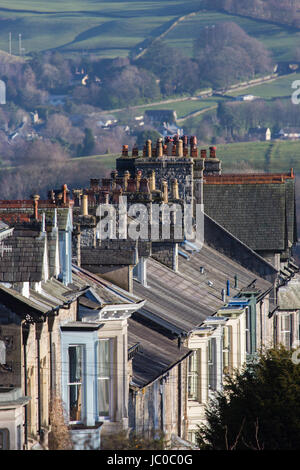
xmin=188 ymin=431 xmax=197 ymax=444
xmin=188 ymin=350 xmax=201 ymax=402
xmin=17 ymin=425 xmax=21 ymax=450
xmin=281 ymin=314 xmax=292 ymax=349
xmin=0 ymin=428 xmax=9 ymax=450
xmin=208 ymin=338 xmax=217 ymax=391
xmin=223 ymin=325 xmax=232 ymax=375
xmin=68 ymin=345 xmax=84 ymax=423
xmin=245 ymin=307 xmax=251 ymax=354
xmin=97 ymin=339 xmax=112 ymax=418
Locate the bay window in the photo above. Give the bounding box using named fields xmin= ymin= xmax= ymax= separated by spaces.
xmin=97 ymin=339 xmax=112 ymax=418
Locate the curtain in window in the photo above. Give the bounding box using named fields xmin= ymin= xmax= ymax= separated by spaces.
xmin=68 ymin=346 xmax=83 ymax=422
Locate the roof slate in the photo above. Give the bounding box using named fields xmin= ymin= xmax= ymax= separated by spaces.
xmin=0 ymin=234 xmax=45 ymax=282
xmin=128 ymin=317 xmax=191 ymax=388
xmin=203 ymin=179 xmax=295 ymax=252
xmin=133 ymin=244 xmax=272 ymax=335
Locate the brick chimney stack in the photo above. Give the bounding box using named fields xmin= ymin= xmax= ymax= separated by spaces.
xmin=201 ymin=149 xmax=207 ymax=159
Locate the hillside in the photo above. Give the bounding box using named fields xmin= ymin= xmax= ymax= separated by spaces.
xmin=0 ymin=0 xmax=298 ymax=63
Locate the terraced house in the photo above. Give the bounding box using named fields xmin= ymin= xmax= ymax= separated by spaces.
xmin=0 ymin=135 xmax=299 ymax=450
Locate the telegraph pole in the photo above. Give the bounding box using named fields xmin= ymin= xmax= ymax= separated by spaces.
xmin=9 ymin=32 xmax=11 ymax=55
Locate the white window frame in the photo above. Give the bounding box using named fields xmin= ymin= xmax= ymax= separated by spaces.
xmin=245 ymin=307 xmax=251 ymax=354
xmin=223 ymin=325 xmax=232 ymax=375
xmin=97 ymin=338 xmax=113 ymax=420
xmin=281 ymin=314 xmax=292 ymax=349
xmin=187 ymin=350 xmax=200 ymax=402
xmin=68 ymin=344 xmax=85 ymax=424
xmin=208 ymin=338 xmax=217 ymax=391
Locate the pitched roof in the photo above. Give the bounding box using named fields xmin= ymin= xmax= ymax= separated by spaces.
xmin=128 ymin=317 xmax=191 ymax=388
xmin=132 ymin=242 xmax=272 ymax=336
xmin=0 ymin=234 xmax=46 ymax=282
xmin=203 ymin=173 xmax=296 ymax=253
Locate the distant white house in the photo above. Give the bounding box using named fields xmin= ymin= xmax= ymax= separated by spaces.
xmin=278 ymin=128 xmax=300 ymax=140
xmin=249 ymin=127 xmax=271 ymax=141
xmin=235 ymin=94 xmax=259 ymax=102
xmin=0 ymin=80 xmax=6 ymax=105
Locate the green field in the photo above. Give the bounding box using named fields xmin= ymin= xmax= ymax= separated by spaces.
xmin=227 ymin=73 xmax=300 ymax=100
xmin=163 ymin=10 xmax=300 ymax=62
xmin=114 ymin=95 xmax=225 ymax=122
xmin=0 ymin=1 xmax=299 ymax=62
xmin=0 ymin=0 xmax=204 ymax=57
xmin=216 ymin=140 xmax=300 ymax=173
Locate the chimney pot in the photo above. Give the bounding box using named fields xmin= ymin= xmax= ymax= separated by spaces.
xmin=156 ymin=138 xmax=163 ymax=158
xmin=62 ymin=184 xmax=68 ymax=204
xmin=139 ymin=178 xmax=150 ymax=193
xmin=82 ymin=194 xmax=88 ymax=216
xmin=209 ymin=146 xmax=216 ymax=158
xmin=146 ymin=140 xmax=152 ymax=158
xmin=90 ymin=178 xmax=100 ymax=189
xmin=132 ymin=145 xmax=139 ymax=157
xmin=124 ymin=170 xmax=130 ymax=190
xmin=162 ymin=180 xmax=168 ymax=203
xmin=191 ymin=146 xmax=198 ymax=158
xmin=149 ymin=170 xmax=156 ymax=191
xmin=201 ymin=149 xmax=207 ymax=159
xmin=176 ymin=140 xmax=183 ymax=157
xmin=127 ymin=178 xmax=136 ymax=192
xmin=122 ymin=145 xmax=129 ymax=157
xmin=32 ymin=194 xmax=40 ymax=221
xmin=172 ymin=178 xmax=179 ymax=199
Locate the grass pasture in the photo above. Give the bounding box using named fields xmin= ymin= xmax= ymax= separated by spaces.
xmin=163 ymin=10 xmax=300 ymax=63
xmin=216 ymin=140 xmax=300 ymax=173
xmin=0 ymin=1 xmax=204 ymax=57
xmin=227 ymin=73 xmax=300 ymax=100
xmin=0 ymin=1 xmax=298 ymax=63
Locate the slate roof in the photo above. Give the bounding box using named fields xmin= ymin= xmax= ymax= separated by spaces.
xmin=72 ymin=265 xmax=143 ymax=306
xmin=203 ymin=174 xmax=296 ymax=252
xmin=0 ymin=277 xmax=84 ymax=319
xmin=178 ymin=243 xmax=272 ymax=299
xmin=128 ymin=317 xmax=191 ymax=388
xmin=0 ymin=234 xmax=46 ymax=282
xmin=132 ymin=244 xmax=272 ymax=336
